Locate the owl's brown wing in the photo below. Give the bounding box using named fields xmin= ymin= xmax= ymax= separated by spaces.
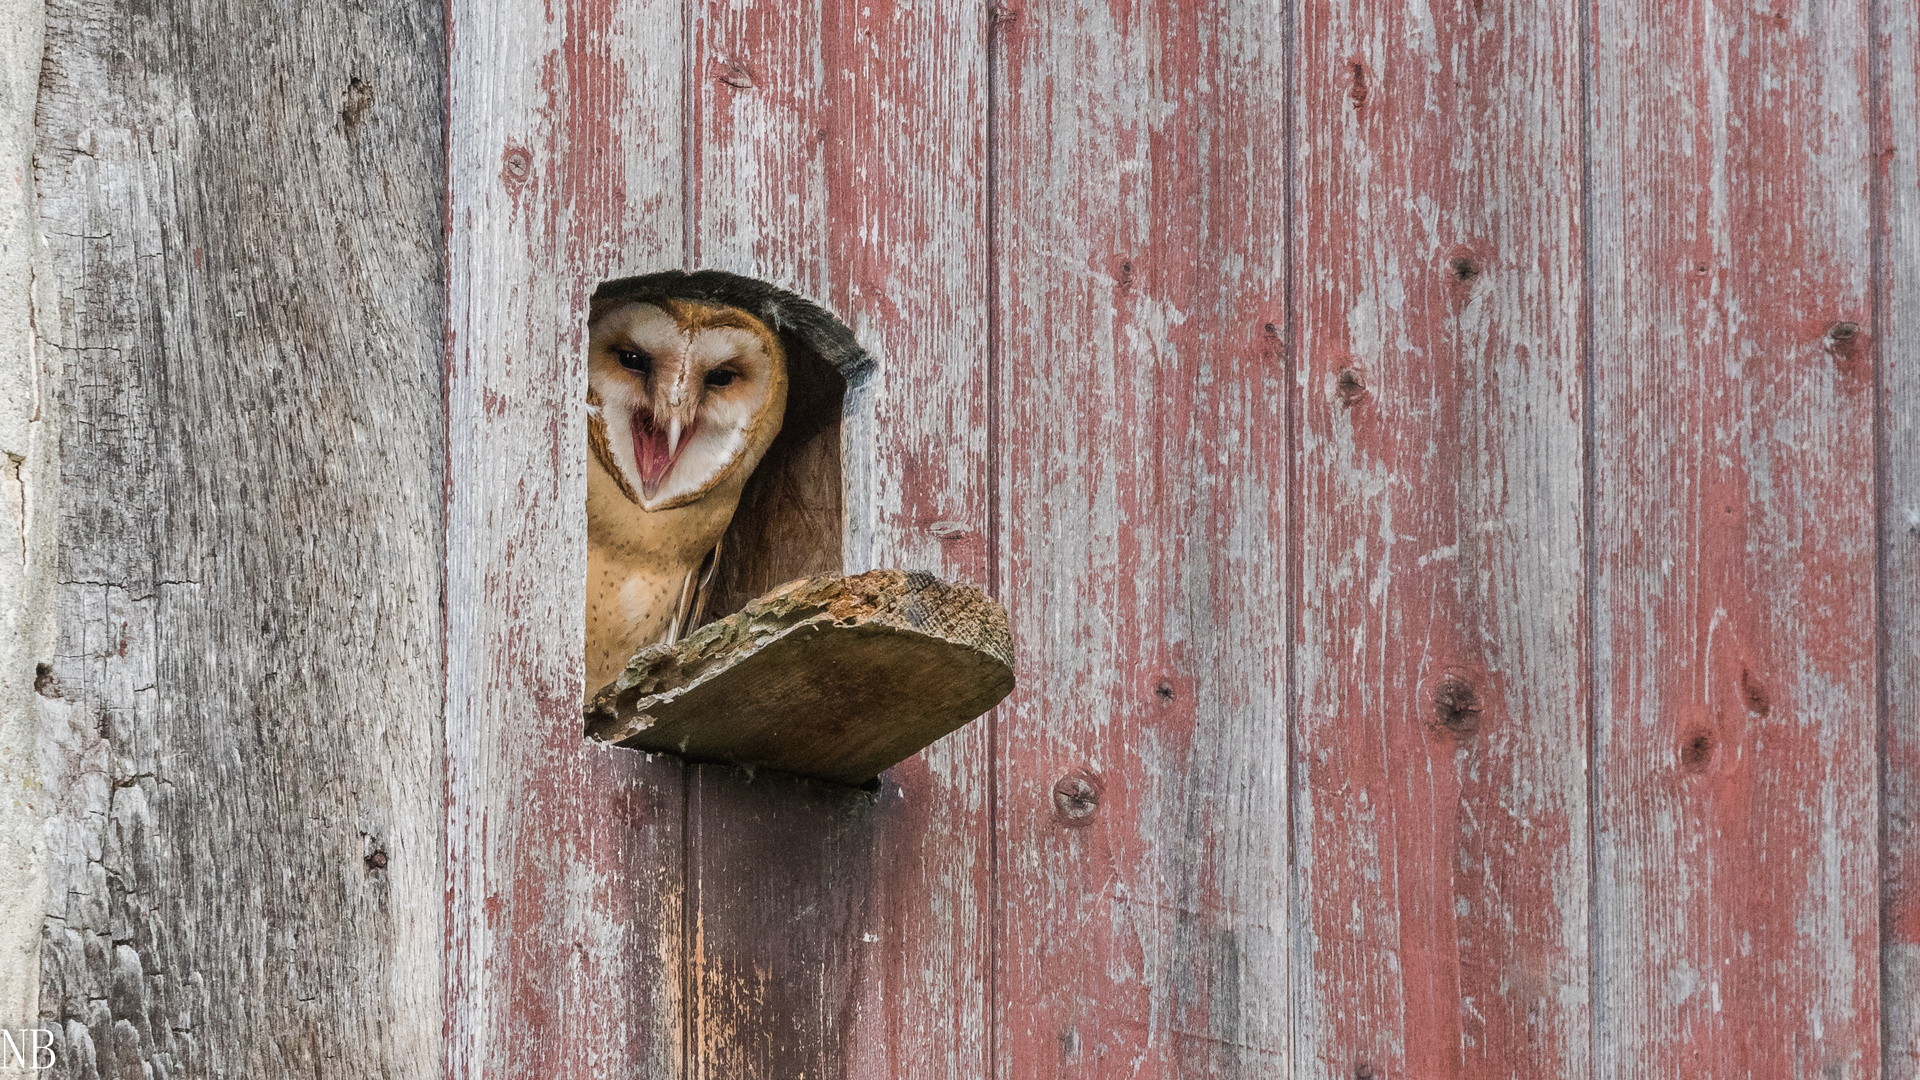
xmin=665 ymin=537 xmax=724 ymax=646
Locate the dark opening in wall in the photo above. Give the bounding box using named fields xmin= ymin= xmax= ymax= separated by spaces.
xmin=703 ymin=290 xmax=853 ymax=620
xmin=583 ymin=271 xmax=1016 ymax=786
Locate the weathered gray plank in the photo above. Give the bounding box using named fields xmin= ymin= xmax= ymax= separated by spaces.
xmin=1589 ymin=0 xmax=1880 ymax=1073
xmin=991 ymin=1 xmax=1291 ymax=1075
xmin=682 ymin=0 xmax=994 ymax=1075
xmin=443 ymin=0 xmax=689 ymax=1075
xmin=1289 ymin=0 xmax=1591 ymax=1072
xmin=33 ymin=0 xmax=447 ymax=1072
xmin=1881 ymin=0 xmax=1920 ymax=1068
xmin=0 ymin=0 xmax=49 ymax=1031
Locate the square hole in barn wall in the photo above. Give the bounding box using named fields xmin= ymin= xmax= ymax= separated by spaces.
xmin=579 ymin=269 xmax=1016 ymax=788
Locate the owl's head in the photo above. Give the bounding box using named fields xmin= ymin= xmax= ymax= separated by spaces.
xmin=587 ymin=298 xmax=789 ymax=511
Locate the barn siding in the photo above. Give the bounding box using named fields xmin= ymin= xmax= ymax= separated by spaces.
xmin=444 ymin=0 xmax=687 ymax=1075
xmin=0 ymin=0 xmax=47 ymax=1032
xmin=33 ymin=0 xmax=448 ymax=1073
xmin=1880 ymin=0 xmax=1920 ymax=1069
xmin=1588 ymin=0 xmax=1880 ymax=1075
xmin=14 ymin=0 xmax=1917 ymax=1077
xmin=678 ymin=6 xmax=874 ymax=1076
xmin=682 ymin=2 xmax=993 ymax=1078
xmin=989 ymin=2 xmax=1292 ymax=1076
xmin=1290 ymin=0 xmax=1590 ymax=1075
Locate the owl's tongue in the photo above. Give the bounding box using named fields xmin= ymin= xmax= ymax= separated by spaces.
xmin=633 ymin=411 xmax=696 ymax=498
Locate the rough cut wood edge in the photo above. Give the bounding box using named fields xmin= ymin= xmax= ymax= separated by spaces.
xmin=587 ymin=570 xmax=1013 ymax=786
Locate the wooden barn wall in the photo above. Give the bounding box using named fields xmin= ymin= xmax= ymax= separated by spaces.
xmin=447 ymin=0 xmax=995 ymax=1074
xmin=681 ymin=3 xmax=993 ymax=1078
xmin=1589 ymin=2 xmax=1880 ymax=1075
xmin=443 ymin=0 xmax=686 ymax=1075
xmin=1882 ymin=0 xmax=1920 ymax=1071
xmin=24 ymin=0 xmax=1916 ymax=1076
xmin=34 ymin=0 xmax=448 ymax=1074
xmin=1291 ymin=0 xmax=1589 ymax=1073
xmin=991 ymin=2 xmax=1292 ymax=1075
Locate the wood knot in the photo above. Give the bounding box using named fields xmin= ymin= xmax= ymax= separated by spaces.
xmin=1347 ymin=59 xmax=1371 ymax=109
xmin=340 ymin=76 xmax=374 ymax=130
xmin=1678 ymin=727 xmax=1716 ymax=773
xmin=1336 ymin=365 xmax=1371 ymax=408
xmin=1739 ymin=667 xmax=1771 ymax=717
xmin=1052 ymin=773 xmax=1101 ymax=825
xmin=1446 ymin=248 xmax=1485 ymax=300
xmin=501 ymin=146 xmax=533 ymax=186
xmin=1825 ymin=320 xmax=1870 ymax=378
xmin=1430 ymin=677 xmax=1482 ymax=737
xmin=712 ymin=57 xmax=756 ymax=89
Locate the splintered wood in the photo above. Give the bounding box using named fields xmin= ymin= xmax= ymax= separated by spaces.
xmin=586 ymin=570 xmax=1014 ymax=786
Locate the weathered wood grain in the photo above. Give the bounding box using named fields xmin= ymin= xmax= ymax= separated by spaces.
xmin=33 ymin=0 xmax=447 ymax=1072
xmin=443 ymin=0 xmax=688 ymax=1075
xmin=991 ymin=2 xmax=1290 ymax=1075
xmin=683 ymin=0 xmax=994 ymax=1076
xmin=23 ymin=0 xmax=1912 ymax=1072
xmin=1289 ymin=0 xmax=1590 ymax=1073
xmin=680 ymin=765 xmax=876 ymax=1080
xmin=589 ymin=570 xmax=1012 ymax=786
xmin=1589 ymin=1 xmax=1880 ymax=1074
xmin=0 ymin=0 xmax=50 ymax=1030
xmin=1880 ymin=0 xmax=1920 ymax=1069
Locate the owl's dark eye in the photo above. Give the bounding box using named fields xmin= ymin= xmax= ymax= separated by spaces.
xmin=704 ymin=368 xmax=737 ymax=388
xmin=615 ymin=349 xmax=653 ymax=375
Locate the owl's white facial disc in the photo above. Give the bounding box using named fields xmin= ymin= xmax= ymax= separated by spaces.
xmin=587 ymin=299 xmax=788 ymax=511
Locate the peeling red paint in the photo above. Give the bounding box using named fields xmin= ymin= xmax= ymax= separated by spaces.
xmin=445 ymin=0 xmax=1899 ymax=1075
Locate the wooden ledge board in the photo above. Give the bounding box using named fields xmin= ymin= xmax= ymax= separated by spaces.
xmin=585 ymin=569 xmax=1014 ymax=786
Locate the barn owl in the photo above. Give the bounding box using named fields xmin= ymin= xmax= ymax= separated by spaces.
xmin=584 ymin=295 xmax=789 ymax=696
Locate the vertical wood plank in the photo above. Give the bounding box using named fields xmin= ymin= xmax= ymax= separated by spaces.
xmin=817 ymin=4 xmax=997 ymax=1077
xmin=444 ymin=0 xmax=687 ymax=1075
xmin=1289 ymin=0 xmax=1591 ymax=1073
xmin=1879 ymin=0 xmax=1920 ymax=1067
xmin=33 ymin=0 xmax=448 ymax=1073
xmin=681 ymin=6 xmax=847 ymax=1064
xmin=683 ymin=1 xmax=992 ymax=1077
xmin=991 ymin=2 xmax=1290 ymax=1076
xmin=1589 ymin=0 xmax=1879 ymax=1074
xmin=0 ymin=0 xmax=48 ymax=1028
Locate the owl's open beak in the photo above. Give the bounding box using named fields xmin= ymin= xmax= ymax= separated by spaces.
xmin=633 ymin=409 xmax=698 ymax=500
